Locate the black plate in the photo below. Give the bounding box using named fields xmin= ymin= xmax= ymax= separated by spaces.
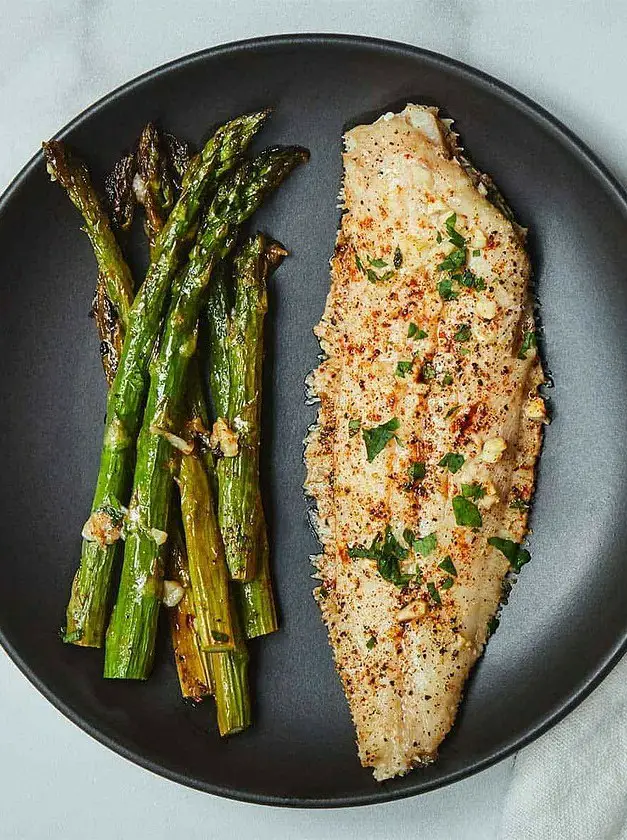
xmin=1 ymin=34 xmax=627 ymax=808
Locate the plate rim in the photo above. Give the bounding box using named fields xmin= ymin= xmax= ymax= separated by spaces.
xmin=1 ymin=32 xmax=626 ymax=808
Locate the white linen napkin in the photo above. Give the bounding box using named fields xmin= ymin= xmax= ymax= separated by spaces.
xmin=499 ymin=654 xmax=627 ymax=840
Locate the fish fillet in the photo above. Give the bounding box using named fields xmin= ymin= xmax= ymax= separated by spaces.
xmin=304 ymin=105 xmax=545 ymax=781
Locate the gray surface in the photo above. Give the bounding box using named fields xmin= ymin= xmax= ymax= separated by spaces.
xmin=1 ymin=1 xmax=625 ymax=837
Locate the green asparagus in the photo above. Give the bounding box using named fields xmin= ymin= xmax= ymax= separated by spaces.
xmin=215 ymin=237 xmax=286 ymax=582
xmin=104 ymin=146 xmax=309 ymax=678
xmin=209 ymin=607 xmax=251 ymax=736
xmin=43 ymin=140 xmax=134 ymax=329
xmin=179 ymin=452 xmax=234 ymax=651
xmin=64 ymin=111 xmax=269 ymax=647
xmin=166 ymin=522 xmax=213 ymax=701
xmin=104 ymin=150 xmax=136 ymax=232
xmin=135 ymin=123 xmax=175 ymax=247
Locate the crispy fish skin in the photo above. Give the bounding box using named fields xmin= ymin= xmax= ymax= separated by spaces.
xmin=304 ymin=105 xmax=545 ymax=781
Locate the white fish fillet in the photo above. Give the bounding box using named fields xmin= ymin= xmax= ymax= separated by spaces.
xmin=304 ymin=105 xmax=545 ymax=781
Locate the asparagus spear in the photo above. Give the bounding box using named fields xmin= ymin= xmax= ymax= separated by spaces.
xmin=179 ymin=452 xmax=234 ymax=651
xmin=43 ymin=141 xmax=134 ymax=330
xmin=64 ymin=111 xmax=269 ymax=647
xmin=213 ymin=237 xmax=286 ymax=583
xmin=135 ymin=123 xmax=175 ymax=247
xmin=166 ymin=521 xmax=213 ymax=701
xmin=90 ymin=275 xmax=124 ymax=384
xmin=104 ymin=150 xmax=137 ymax=232
xmin=131 ymin=126 xmax=219 ymax=698
xmin=163 ymin=133 xmax=192 ymax=191
xmin=104 ymin=146 xmax=309 ymax=678
xmin=209 ymin=607 xmax=251 ymax=736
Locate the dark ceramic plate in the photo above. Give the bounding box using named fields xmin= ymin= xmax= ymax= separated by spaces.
xmin=1 ymin=34 xmax=626 ymax=808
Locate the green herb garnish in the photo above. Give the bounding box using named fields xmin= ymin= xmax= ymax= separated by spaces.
xmin=348 ymin=419 xmax=361 ymax=437
xmin=446 ymin=404 xmax=461 ymax=418
xmin=366 ymin=268 xmax=379 ymax=284
xmin=368 ymin=256 xmax=388 ymax=268
xmin=487 ymin=537 xmax=531 ymax=572
xmin=442 ymin=373 xmax=454 ymax=386
xmin=355 ymin=253 xmax=366 ymax=274
xmin=408 ymin=322 xmax=427 ymax=339
xmin=438 ymin=277 xmax=458 ymax=301
xmin=454 ymin=324 xmax=472 ymax=342
xmin=395 ymin=360 xmax=414 ymax=378
xmin=438 ymin=247 xmax=466 ymax=272
xmin=472 ymin=249 xmax=481 ymax=257
xmin=394 ymin=246 xmax=403 ymax=268
xmin=366 ymin=635 xmax=377 ymax=650
xmin=421 ymin=363 xmax=436 ymax=381
xmin=457 ymin=269 xmax=485 ymax=290
xmin=362 ymin=417 xmax=400 ymax=462
xmin=349 ymin=526 xmax=415 ymax=587
xmin=411 ymin=532 xmax=437 ymax=557
xmin=461 ymin=482 xmax=486 ymax=500
xmin=436 ymin=231 xmax=442 ymax=244
xmin=452 ymin=496 xmax=482 ymax=527
xmin=509 ymin=498 xmax=530 ymax=510
xmin=438 ymin=556 xmax=457 ymax=576
xmin=438 ymin=452 xmax=465 ymax=474
xmin=518 ymin=331 xmax=537 ymax=359
xmin=427 ymin=582 xmax=441 ymax=604
xmin=408 ymin=461 xmax=426 ymax=482
xmin=440 ymin=576 xmax=454 ymax=590
xmin=445 ymin=213 xmax=466 ymax=248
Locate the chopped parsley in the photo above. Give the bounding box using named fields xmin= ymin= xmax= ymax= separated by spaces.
xmin=518 ymin=330 xmax=537 ymax=359
xmin=349 ymin=526 xmax=415 ymax=587
xmin=408 ymin=322 xmax=427 ymax=339
xmin=488 ymin=537 xmax=531 ymax=572
xmin=366 ymin=635 xmax=377 ymax=650
xmin=395 ymin=360 xmax=414 ymax=378
xmin=438 ymin=277 xmax=458 ymax=301
xmin=438 ymin=452 xmax=465 ymax=474
xmin=411 ymin=532 xmax=438 ymax=557
xmin=445 ymin=213 xmax=466 ymax=248
xmin=461 ymin=482 xmax=486 ymax=500
xmin=440 ymin=576 xmax=454 ymax=590
xmin=408 ymin=461 xmax=426 ymax=482
xmin=452 ymin=496 xmax=483 ymax=528
xmin=348 ymin=419 xmax=361 ymax=437
xmin=445 ymin=404 xmax=461 ymax=418
xmin=366 ymin=268 xmax=379 ymax=284
xmin=355 ymin=253 xmax=366 ymax=274
xmin=454 ymin=324 xmax=472 ymax=342
xmin=509 ymin=498 xmax=530 ymax=510
xmin=367 ymin=256 xmax=388 ymax=268
xmin=394 ymin=246 xmax=403 ymax=268
xmin=427 ymin=582 xmax=441 ymax=604
xmin=472 ymin=249 xmax=481 ymax=257
xmin=362 ymin=417 xmax=400 ymax=462
xmin=442 ymin=373 xmax=454 ymax=386
xmin=421 ymin=362 xmax=436 ymax=381
xmin=438 ymin=556 xmax=457 ymax=576
xmin=436 ymin=231 xmax=443 ymax=244
xmin=457 ymin=269 xmax=486 ymax=290
xmin=438 ymin=247 xmax=467 ymax=273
